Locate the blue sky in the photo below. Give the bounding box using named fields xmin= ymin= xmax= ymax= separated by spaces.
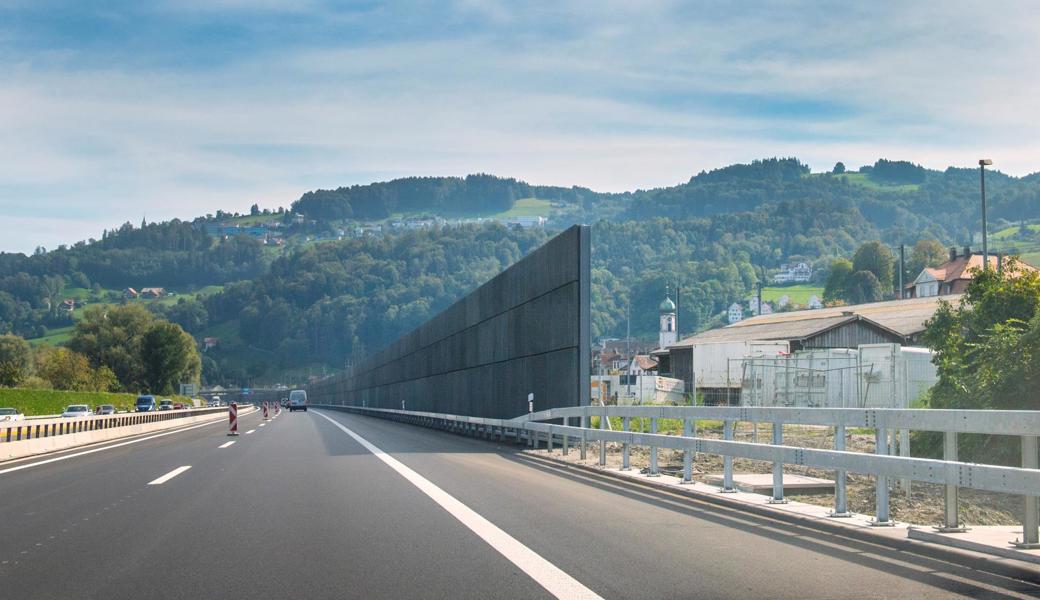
xmin=1 ymin=0 xmax=1039 ymax=253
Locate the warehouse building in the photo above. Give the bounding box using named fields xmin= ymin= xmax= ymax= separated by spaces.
xmin=656 ymin=294 xmax=957 ymax=404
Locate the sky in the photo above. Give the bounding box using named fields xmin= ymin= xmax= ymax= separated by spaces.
xmin=1 ymin=0 xmax=1039 ymax=253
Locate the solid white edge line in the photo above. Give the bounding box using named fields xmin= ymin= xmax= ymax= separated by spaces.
xmin=313 ymin=410 xmax=602 ymax=600
xmin=148 ymin=465 xmax=191 ymax=485
xmin=218 ymin=441 xmax=236 ymax=448
xmin=0 ymin=408 xmax=257 ymax=477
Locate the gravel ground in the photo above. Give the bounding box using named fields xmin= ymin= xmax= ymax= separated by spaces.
xmin=527 ymin=422 xmax=1023 ymax=526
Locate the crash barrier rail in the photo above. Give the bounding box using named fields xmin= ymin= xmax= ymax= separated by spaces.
xmin=314 ymin=403 xmax=1040 ymax=548
xmin=1 ymin=407 xmax=231 ymax=444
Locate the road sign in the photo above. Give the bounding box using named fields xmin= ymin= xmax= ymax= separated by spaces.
xmin=228 ymin=403 xmax=239 ymax=436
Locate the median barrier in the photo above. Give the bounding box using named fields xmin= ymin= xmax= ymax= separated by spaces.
xmin=0 ymin=406 xmax=256 ymax=462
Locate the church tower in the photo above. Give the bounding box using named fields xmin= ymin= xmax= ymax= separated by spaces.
xmin=659 ymin=290 xmax=677 ymax=348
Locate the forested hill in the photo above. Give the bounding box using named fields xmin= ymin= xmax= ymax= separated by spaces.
xmin=292 ymin=173 xmax=622 ymax=220
xmin=628 ymin=158 xmax=1040 ymax=244
xmin=4 ymin=156 xmax=1040 ymax=386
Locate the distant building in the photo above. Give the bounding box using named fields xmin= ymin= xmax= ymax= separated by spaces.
xmin=747 ymin=295 xmax=761 ymax=315
xmin=61 ymin=299 xmax=76 ymax=312
xmin=504 ymin=216 xmax=547 ymax=228
xmin=727 ymin=303 xmax=744 ymax=324
xmin=774 ymin=262 xmax=813 ymax=284
xmin=777 ymin=294 xmax=790 ymax=308
xmin=123 ymin=287 xmax=138 ymax=299
xmin=807 ymin=295 xmax=823 ymax=309
xmin=203 ymin=337 xmax=219 ymax=351
xmin=140 ymin=287 xmax=165 ymax=299
xmin=759 ymin=302 xmax=774 ymax=315
xmin=907 ymin=246 xmax=1037 ymax=298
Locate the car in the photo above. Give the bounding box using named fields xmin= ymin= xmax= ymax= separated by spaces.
xmin=288 ymin=389 xmax=307 ymax=412
xmin=61 ymin=405 xmax=92 ymax=418
xmin=158 ymin=399 xmax=174 ymax=411
xmin=172 ymin=402 xmax=188 ymax=410
xmin=136 ymin=395 xmax=157 ymax=412
xmin=0 ymin=407 xmax=25 ymax=422
xmin=95 ymin=404 xmax=116 ymax=415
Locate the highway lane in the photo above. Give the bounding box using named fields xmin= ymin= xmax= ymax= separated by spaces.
xmin=0 ymin=407 xmax=1037 ymax=599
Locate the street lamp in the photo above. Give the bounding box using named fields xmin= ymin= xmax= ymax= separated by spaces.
xmin=980 ymin=159 xmax=993 ymax=269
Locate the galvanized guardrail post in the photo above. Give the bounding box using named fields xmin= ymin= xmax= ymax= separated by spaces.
xmin=547 ymin=425 xmax=554 ymax=452
xmin=1015 ymin=435 xmax=1040 ymax=548
xmin=830 ymin=423 xmax=851 ymax=517
xmin=936 ymin=431 xmax=966 ymax=532
xmin=648 ymin=417 xmax=659 ymax=477
xmin=872 ymin=426 xmax=894 ymax=526
xmin=599 ymin=411 xmax=607 ymax=466
xmin=768 ymin=421 xmax=787 ymax=504
xmin=562 ymin=418 xmax=569 ymax=455
xmin=721 ymin=419 xmax=736 ymax=492
xmin=681 ymin=418 xmax=693 ymax=484
xmin=621 ymin=416 xmax=630 ymax=470
xmin=580 ymin=414 xmax=588 ymax=460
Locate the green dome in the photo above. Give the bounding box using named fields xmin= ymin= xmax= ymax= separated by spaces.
xmin=659 ymin=296 xmax=676 ymax=313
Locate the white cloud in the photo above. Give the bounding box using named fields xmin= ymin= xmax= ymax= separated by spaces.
xmin=1 ymin=1 xmax=1039 ymax=253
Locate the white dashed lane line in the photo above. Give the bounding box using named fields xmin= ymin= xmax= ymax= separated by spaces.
xmin=148 ymin=466 xmax=191 ymax=485
xmin=218 ymin=441 xmax=235 ymax=448
xmin=245 ymin=429 xmax=256 ymax=435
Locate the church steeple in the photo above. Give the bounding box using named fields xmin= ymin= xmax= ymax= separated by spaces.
xmin=659 ymin=286 xmax=677 ymax=348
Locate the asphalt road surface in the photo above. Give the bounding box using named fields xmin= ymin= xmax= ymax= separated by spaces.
xmin=1 ymin=408 xmax=1038 ymax=599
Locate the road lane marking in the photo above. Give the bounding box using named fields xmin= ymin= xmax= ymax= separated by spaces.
xmin=313 ymin=410 xmax=602 ymax=600
xmin=148 ymin=466 xmax=191 ymax=485
xmin=259 ymin=423 xmax=266 ymax=427
xmin=245 ymin=429 xmax=256 ymax=435
xmin=218 ymin=441 xmax=236 ymax=448
xmin=0 ymin=409 xmax=257 ymax=477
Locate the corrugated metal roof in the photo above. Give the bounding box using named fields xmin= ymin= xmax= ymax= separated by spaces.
xmin=669 ymin=294 xmax=961 ymax=348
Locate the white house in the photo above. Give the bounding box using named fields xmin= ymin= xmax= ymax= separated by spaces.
xmin=747 ymin=295 xmax=761 ymax=315
xmin=760 ymin=302 xmax=774 ymax=315
xmin=727 ymin=303 xmax=744 ymax=324
xmin=774 ymin=262 xmax=813 ymax=284
xmin=777 ymin=294 xmax=791 ymax=308
xmin=807 ymin=295 xmax=823 ymax=309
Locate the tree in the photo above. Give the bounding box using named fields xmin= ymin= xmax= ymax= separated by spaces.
xmin=37 ymin=347 xmax=93 ymax=391
xmin=852 ymin=241 xmax=894 ymax=292
xmin=908 ymin=239 xmax=948 ymax=278
xmin=832 ymin=162 xmax=846 ymax=174
xmin=922 ymin=259 xmax=1040 ymax=460
xmin=0 ymin=334 xmax=31 ymax=387
xmin=846 ymin=270 xmax=883 ymax=304
xmin=823 ymin=259 xmax=853 ymax=303
xmin=67 ymin=304 xmax=157 ymax=391
xmin=250 ymin=203 xmax=260 ymax=216
xmin=140 ymin=322 xmax=201 ymax=395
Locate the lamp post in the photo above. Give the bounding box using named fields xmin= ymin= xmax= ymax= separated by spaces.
xmin=980 ymin=159 xmax=993 ymax=269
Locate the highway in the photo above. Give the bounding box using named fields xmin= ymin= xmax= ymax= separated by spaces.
xmin=1 ymin=408 xmax=1038 ymax=599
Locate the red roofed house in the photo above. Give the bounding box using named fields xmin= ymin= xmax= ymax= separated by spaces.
xmin=907 ymin=246 xmax=1037 ymax=298
xmin=140 ymin=287 xmax=165 ymax=299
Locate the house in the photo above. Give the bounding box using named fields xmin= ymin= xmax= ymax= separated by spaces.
xmin=906 ymin=246 xmax=1037 ymax=298
xmin=140 ymin=287 xmax=165 ymax=299
xmin=760 ymin=302 xmax=774 ymax=315
xmin=727 ymin=303 xmax=743 ymax=324
xmin=203 ymin=337 xmax=219 ymax=350
xmin=774 ymin=262 xmax=813 ymax=284
xmin=777 ymin=294 xmax=791 ymax=308
xmin=747 ymin=296 xmax=761 ymax=315
xmin=123 ymin=287 xmax=139 ymax=299
xmin=807 ymin=295 xmax=823 ymax=309
xmin=61 ymin=299 xmax=76 ymax=312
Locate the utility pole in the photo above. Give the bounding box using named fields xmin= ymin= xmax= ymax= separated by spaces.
xmin=898 ymin=244 xmax=905 ymax=299
xmin=675 ymin=280 xmax=681 ymax=338
xmin=980 ymin=159 xmax=993 ymax=269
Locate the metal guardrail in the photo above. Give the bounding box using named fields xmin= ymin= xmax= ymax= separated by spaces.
xmin=313 ymin=403 xmax=1040 ymax=548
xmin=0 ymin=407 xmax=231 ymax=444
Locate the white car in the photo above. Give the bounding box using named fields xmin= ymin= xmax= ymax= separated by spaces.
xmin=0 ymin=407 xmax=24 ymax=422
xmin=61 ymin=405 xmax=92 ymax=418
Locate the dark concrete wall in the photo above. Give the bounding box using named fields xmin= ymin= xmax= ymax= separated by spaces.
xmin=307 ymin=225 xmax=590 ymax=418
